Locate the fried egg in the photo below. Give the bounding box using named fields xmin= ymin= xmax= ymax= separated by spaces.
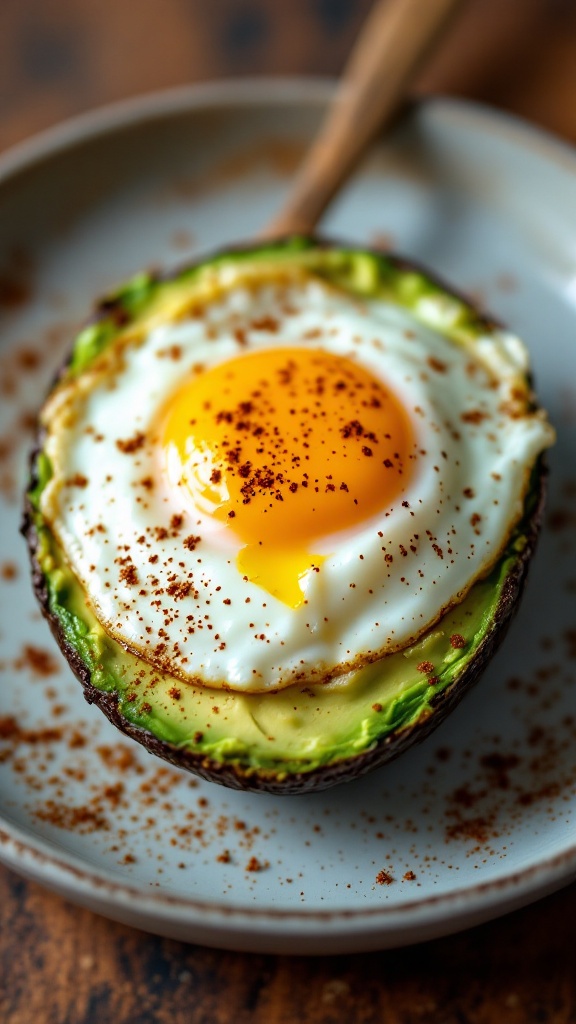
xmin=39 ymin=266 xmax=554 ymax=692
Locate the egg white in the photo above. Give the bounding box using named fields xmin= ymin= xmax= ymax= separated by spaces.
xmin=40 ymin=272 xmax=553 ymax=692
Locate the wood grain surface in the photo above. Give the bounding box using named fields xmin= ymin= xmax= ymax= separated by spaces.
xmin=1 ymin=2 xmax=576 ymax=1022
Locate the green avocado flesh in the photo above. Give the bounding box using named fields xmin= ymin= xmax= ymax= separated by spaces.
xmin=28 ymin=238 xmax=534 ymax=785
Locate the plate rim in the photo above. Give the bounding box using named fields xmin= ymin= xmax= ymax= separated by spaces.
xmin=1 ymin=76 xmax=576 ymax=947
xmin=2 ymin=75 xmax=576 ymax=186
xmin=2 ymin=816 xmax=575 ymax=930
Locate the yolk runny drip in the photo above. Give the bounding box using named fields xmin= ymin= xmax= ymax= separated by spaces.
xmin=161 ymin=347 xmax=415 ymax=607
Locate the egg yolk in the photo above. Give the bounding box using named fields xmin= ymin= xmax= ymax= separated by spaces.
xmin=162 ymin=347 xmax=415 ymax=607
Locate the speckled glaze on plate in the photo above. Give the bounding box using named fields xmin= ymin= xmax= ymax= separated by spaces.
xmin=0 ymin=80 xmax=575 ymax=954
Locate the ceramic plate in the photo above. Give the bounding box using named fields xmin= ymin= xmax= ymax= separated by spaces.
xmin=1 ymin=80 xmax=575 ymax=954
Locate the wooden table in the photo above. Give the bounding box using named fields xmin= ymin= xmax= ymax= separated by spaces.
xmin=1 ymin=2 xmax=575 ymax=1020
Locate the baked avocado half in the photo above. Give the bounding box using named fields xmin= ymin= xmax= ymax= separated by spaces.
xmin=23 ymin=238 xmax=554 ymax=794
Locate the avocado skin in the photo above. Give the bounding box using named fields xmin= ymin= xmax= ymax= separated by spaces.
xmin=23 ymin=437 xmax=548 ymax=784
xmin=22 ymin=238 xmax=548 ymax=794
xmin=23 ymin=462 xmax=545 ymax=794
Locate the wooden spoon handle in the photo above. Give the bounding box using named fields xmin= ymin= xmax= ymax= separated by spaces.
xmin=265 ymin=0 xmax=464 ymax=238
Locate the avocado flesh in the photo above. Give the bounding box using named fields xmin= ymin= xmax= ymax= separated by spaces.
xmin=32 ymin=505 xmax=523 ymax=777
xmin=26 ymin=238 xmax=543 ymax=791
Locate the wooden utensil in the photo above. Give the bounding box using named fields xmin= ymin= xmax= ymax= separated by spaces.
xmin=266 ymin=0 xmax=464 ymax=238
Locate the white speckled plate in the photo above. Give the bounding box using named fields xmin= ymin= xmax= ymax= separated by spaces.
xmin=1 ymin=80 xmax=575 ymax=954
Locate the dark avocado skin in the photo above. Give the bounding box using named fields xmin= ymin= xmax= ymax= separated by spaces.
xmin=22 ymin=459 xmax=546 ymax=794
xmin=22 ymin=238 xmax=548 ymax=794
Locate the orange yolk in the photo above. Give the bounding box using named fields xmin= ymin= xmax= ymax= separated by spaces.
xmin=161 ymin=347 xmax=415 ymax=607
